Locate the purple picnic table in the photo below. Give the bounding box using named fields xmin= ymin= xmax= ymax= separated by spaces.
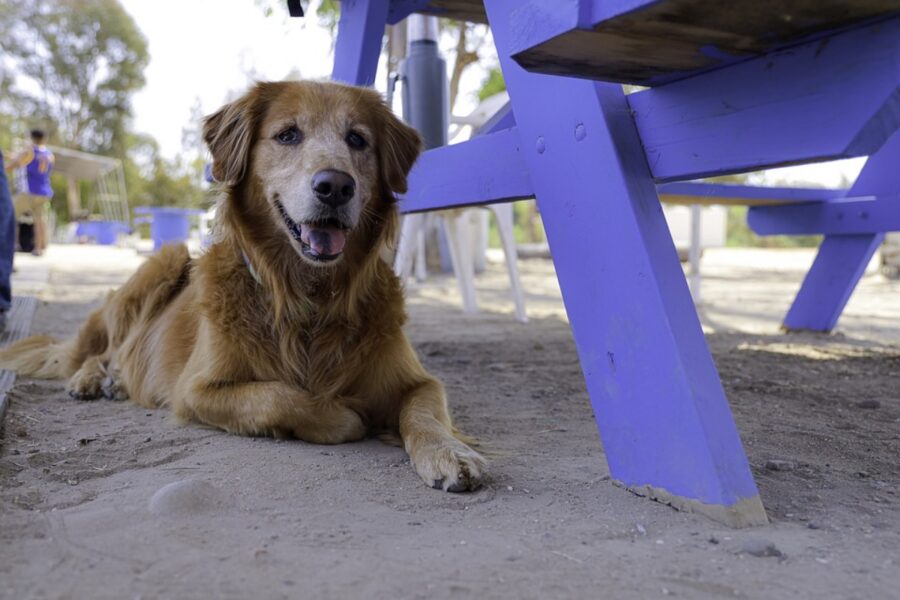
xmin=317 ymin=0 xmax=900 ymax=526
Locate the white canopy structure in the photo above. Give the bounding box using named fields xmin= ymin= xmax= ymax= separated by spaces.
xmin=48 ymin=145 xmax=130 ymax=224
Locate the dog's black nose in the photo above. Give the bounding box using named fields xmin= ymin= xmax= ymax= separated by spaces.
xmin=311 ymin=170 xmax=355 ymax=207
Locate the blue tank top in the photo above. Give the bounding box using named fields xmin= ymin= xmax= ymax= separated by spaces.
xmin=26 ymin=145 xmax=54 ymax=197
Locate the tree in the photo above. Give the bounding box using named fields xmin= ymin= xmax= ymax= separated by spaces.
xmin=477 ymin=68 xmax=505 ymax=102
xmin=180 ymin=97 xmax=205 ymax=162
xmin=1 ymin=0 xmax=149 ymax=155
xmin=445 ymin=22 xmax=490 ymax=111
xmin=0 ymin=0 xmax=209 ymax=223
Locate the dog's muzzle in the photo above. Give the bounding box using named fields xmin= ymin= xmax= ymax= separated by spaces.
xmin=274 ymin=198 xmax=350 ymax=264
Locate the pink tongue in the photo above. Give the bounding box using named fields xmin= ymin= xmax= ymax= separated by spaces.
xmin=300 ymin=225 xmax=346 ymax=256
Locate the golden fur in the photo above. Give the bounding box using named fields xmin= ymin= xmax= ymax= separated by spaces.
xmin=0 ymin=81 xmax=485 ymax=492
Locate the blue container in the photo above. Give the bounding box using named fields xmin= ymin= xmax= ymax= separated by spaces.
xmin=75 ymin=220 xmax=129 ymax=245
xmin=134 ymin=207 xmax=204 ymax=251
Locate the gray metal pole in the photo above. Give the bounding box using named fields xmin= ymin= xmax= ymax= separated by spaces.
xmin=400 ymin=16 xmax=448 ymax=150
xmin=399 ymin=15 xmax=453 ymax=273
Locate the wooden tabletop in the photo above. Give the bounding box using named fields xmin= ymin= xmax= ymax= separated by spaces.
xmin=517 ymin=0 xmax=900 ymax=84
xmin=404 ymin=0 xmax=899 ymax=84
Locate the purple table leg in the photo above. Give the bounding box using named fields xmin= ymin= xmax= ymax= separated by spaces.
xmin=783 ymin=131 xmax=900 ymax=332
xmin=484 ymin=0 xmax=767 ymax=526
xmin=331 ymin=0 xmax=389 ymax=86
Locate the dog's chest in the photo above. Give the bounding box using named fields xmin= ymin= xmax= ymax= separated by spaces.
xmin=274 ymin=319 xmax=370 ymax=394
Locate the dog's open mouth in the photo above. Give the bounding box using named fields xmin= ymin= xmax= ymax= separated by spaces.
xmin=275 ymin=200 xmax=349 ymax=263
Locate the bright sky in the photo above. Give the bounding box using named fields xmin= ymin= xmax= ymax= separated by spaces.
xmin=121 ymin=0 xmax=864 ymax=187
xmin=121 ymin=0 xmax=336 ymax=159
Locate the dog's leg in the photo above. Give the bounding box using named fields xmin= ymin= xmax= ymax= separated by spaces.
xmin=67 ymin=355 xmax=108 ymax=401
xmin=399 ymin=378 xmax=486 ymax=492
xmin=176 ymin=381 xmax=367 ymax=444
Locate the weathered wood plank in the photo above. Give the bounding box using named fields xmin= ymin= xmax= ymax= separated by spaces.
xmin=509 ymin=0 xmax=900 ymax=85
xmin=0 ymin=296 xmax=38 ymax=426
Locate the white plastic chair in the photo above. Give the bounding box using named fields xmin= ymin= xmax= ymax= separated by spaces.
xmin=394 ymin=205 xmax=526 ymax=322
xmin=394 ymin=93 xmax=527 ymax=322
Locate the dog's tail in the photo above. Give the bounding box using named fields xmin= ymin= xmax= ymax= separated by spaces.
xmin=0 ymin=335 xmax=77 ymax=379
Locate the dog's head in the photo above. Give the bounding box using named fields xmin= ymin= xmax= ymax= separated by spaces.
xmin=203 ymin=81 xmax=421 ymax=267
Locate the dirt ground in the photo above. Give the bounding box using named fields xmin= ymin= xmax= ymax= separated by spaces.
xmin=1 ymin=245 xmax=898 ymax=600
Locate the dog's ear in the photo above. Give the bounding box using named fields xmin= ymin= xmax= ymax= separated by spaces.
xmin=377 ymin=105 xmax=423 ymax=196
xmin=203 ymin=90 xmax=259 ymax=186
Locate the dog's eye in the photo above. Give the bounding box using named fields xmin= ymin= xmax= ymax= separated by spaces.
xmin=275 ymin=126 xmax=302 ymax=145
xmin=346 ymin=131 xmax=367 ymax=150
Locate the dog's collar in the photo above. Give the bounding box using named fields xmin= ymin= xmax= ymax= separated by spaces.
xmin=241 ymin=250 xmax=262 ymax=285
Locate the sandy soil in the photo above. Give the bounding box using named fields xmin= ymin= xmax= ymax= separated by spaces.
xmin=1 ymin=245 xmax=898 ymax=599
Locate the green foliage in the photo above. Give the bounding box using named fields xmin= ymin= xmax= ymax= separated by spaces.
xmin=0 ymin=113 xmax=21 ymax=154
xmin=317 ymin=0 xmax=340 ymax=29
xmin=137 ymin=157 xmax=207 ymax=209
xmin=48 ymin=172 xmax=71 ymax=223
xmin=487 ymin=200 xmax=545 ymax=248
xmin=124 ymin=133 xmax=207 ymax=209
xmin=478 ymin=68 xmax=506 ymax=102
xmin=2 ymin=0 xmax=149 ymax=155
xmin=0 ymin=0 xmax=208 ymax=225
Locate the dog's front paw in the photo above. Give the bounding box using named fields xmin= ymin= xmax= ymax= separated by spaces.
xmin=413 ymin=441 xmax=486 ymax=493
xmin=67 ymin=365 xmax=105 ymax=401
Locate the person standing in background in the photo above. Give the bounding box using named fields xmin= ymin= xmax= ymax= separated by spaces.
xmin=6 ymin=130 xmax=55 ymax=256
xmin=0 ymin=150 xmax=15 ymax=331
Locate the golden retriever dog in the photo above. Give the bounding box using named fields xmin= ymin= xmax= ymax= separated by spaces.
xmin=0 ymin=80 xmax=485 ymax=493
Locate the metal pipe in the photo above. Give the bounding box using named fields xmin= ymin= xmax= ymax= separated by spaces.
xmin=407 ymin=15 xmax=439 ymax=43
xmin=399 ymin=15 xmax=452 ymax=271
xmin=400 ymin=15 xmax=448 ymax=150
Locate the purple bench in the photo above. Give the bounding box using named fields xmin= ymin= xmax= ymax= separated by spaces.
xmin=321 ymin=0 xmax=900 ymax=526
